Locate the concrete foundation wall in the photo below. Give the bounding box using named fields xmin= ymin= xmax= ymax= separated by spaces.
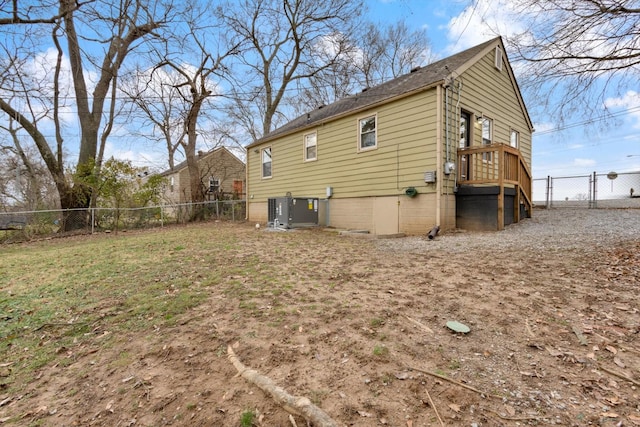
xmin=248 ymin=193 xmax=456 ymax=235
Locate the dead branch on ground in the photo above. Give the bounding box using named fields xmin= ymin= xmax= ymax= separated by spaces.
xmin=228 ymin=343 xmax=338 ymax=427
xmin=410 ymin=366 xmax=501 ymax=398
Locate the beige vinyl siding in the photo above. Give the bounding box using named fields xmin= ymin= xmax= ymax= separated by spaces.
xmin=164 ymin=148 xmax=246 ymax=204
xmin=457 ymin=48 xmax=532 ymax=168
xmin=248 ymin=89 xmax=439 ymax=201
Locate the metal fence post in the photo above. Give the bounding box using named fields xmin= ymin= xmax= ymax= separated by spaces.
xmin=591 ymin=171 xmax=598 ymax=209
xmin=91 ymin=208 xmax=95 ymax=234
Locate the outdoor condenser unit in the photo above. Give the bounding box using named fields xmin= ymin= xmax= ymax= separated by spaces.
xmin=267 ymin=196 xmax=319 ymax=228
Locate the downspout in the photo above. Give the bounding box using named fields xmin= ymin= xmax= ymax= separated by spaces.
xmin=435 ymin=85 xmax=443 ymax=228
xmin=455 ymin=79 xmax=462 ymax=163
xmin=444 ymin=82 xmax=449 ymax=165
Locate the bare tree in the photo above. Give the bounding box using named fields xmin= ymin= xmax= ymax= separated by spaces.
xmin=217 ymin=0 xmax=364 ymax=141
xmin=0 ymin=121 xmax=57 ymax=210
xmin=503 ymin=0 xmax=640 ymax=122
xmin=294 ymin=20 xmax=433 ymax=113
xmin=0 ymin=0 xmax=169 ymax=230
xmin=162 ymin=44 xmax=238 ymax=207
xmin=124 ymin=3 xmax=241 ymax=209
xmin=121 ymin=67 xmax=187 ymax=171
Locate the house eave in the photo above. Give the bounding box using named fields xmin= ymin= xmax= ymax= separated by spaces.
xmin=246 ymin=81 xmax=444 ymax=149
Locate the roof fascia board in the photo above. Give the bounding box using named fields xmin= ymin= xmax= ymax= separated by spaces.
xmin=247 ymin=81 xmax=443 ymax=148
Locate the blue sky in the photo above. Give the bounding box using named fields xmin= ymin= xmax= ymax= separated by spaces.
xmin=3 ymin=0 xmax=638 ymax=182
xmin=366 ymin=0 xmax=640 ymax=180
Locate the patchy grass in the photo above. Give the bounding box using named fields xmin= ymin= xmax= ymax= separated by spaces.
xmin=0 ymin=224 xmax=268 ymax=393
xmin=239 ymin=409 xmax=256 ymax=427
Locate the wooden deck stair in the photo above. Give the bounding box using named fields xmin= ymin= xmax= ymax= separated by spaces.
xmin=457 ymin=143 xmax=533 ymax=230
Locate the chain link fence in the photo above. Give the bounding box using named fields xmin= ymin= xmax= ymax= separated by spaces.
xmin=533 ymin=171 xmax=640 ymax=209
xmin=0 ymin=200 xmax=246 ymax=243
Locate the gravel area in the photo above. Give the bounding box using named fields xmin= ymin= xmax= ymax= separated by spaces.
xmin=376 ymin=208 xmax=640 ymax=253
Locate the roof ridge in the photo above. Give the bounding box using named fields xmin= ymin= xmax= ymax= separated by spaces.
xmin=249 ymin=37 xmax=501 ymax=146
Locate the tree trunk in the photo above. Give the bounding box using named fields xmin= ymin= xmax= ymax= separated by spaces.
xmin=184 ymin=96 xmax=206 ymax=220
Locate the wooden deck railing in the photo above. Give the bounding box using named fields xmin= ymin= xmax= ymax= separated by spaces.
xmin=457 ymin=143 xmax=533 ymax=229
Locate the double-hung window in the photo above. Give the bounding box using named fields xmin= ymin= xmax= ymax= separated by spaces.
xmin=304 ymin=132 xmax=317 ymax=161
xmin=358 ymin=115 xmax=377 ymax=151
xmin=261 ymin=147 xmax=272 ymax=178
xmin=209 ymin=176 xmax=220 ymax=193
xmin=482 ymin=117 xmax=493 ymax=162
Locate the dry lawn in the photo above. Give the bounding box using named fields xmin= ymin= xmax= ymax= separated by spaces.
xmin=1 ymin=210 xmax=639 ymax=426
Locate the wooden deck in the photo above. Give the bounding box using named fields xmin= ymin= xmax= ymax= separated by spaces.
xmin=457 ymin=143 xmax=533 ymax=230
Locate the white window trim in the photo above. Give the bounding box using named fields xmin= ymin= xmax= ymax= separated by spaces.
xmin=303 ymin=131 xmax=317 ymax=162
xmin=357 ymin=114 xmax=378 ymax=152
xmin=482 ymin=117 xmax=493 ymax=163
xmin=209 ymin=176 xmax=220 ymax=192
xmin=510 ymin=129 xmax=519 ymax=149
xmin=261 ymin=146 xmax=272 ymax=179
xmin=494 ymin=46 xmax=503 ymax=71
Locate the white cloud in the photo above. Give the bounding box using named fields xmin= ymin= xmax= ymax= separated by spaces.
xmin=533 ymin=122 xmax=555 ymax=134
xmin=573 ymin=158 xmax=596 ymax=167
xmin=604 ymin=91 xmax=640 ymax=128
xmin=444 ymin=0 xmax=524 ymax=54
xmin=103 ymin=142 xmax=168 ymax=172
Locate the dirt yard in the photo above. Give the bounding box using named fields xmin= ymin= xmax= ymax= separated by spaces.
xmin=1 ymin=208 xmax=639 ymax=426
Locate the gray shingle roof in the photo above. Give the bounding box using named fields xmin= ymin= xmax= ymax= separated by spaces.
xmin=249 ymin=37 xmax=500 ymax=146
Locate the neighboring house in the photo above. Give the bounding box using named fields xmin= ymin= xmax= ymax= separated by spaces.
xmin=160 ymin=147 xmax=246 ymax=204
xmin=245 ymin=37 xmax=533 ymax=234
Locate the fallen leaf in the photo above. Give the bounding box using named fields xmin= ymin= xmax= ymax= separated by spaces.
xmin=605 ymin=345 xmax=617 ymax=354
xmin=357 ymin=411 xmax=372 ymax=417
xmin=395 ymin=372 xmax=410 ymax=380
xmin=504 ymin=405 xmax=516 ymax=416
xmin=613 ymin=357 xmax=625 ymax=368
xmin=448 ymin=403 xmax=461 ymax=413
xmin=601 ymin=412 xmax=619 ymax=418
xmin=545 ymin=346 xmax=564 ymax=357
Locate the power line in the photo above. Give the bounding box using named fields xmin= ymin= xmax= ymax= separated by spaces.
xmin=535 ymin=106 xmax=640 ymax=136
